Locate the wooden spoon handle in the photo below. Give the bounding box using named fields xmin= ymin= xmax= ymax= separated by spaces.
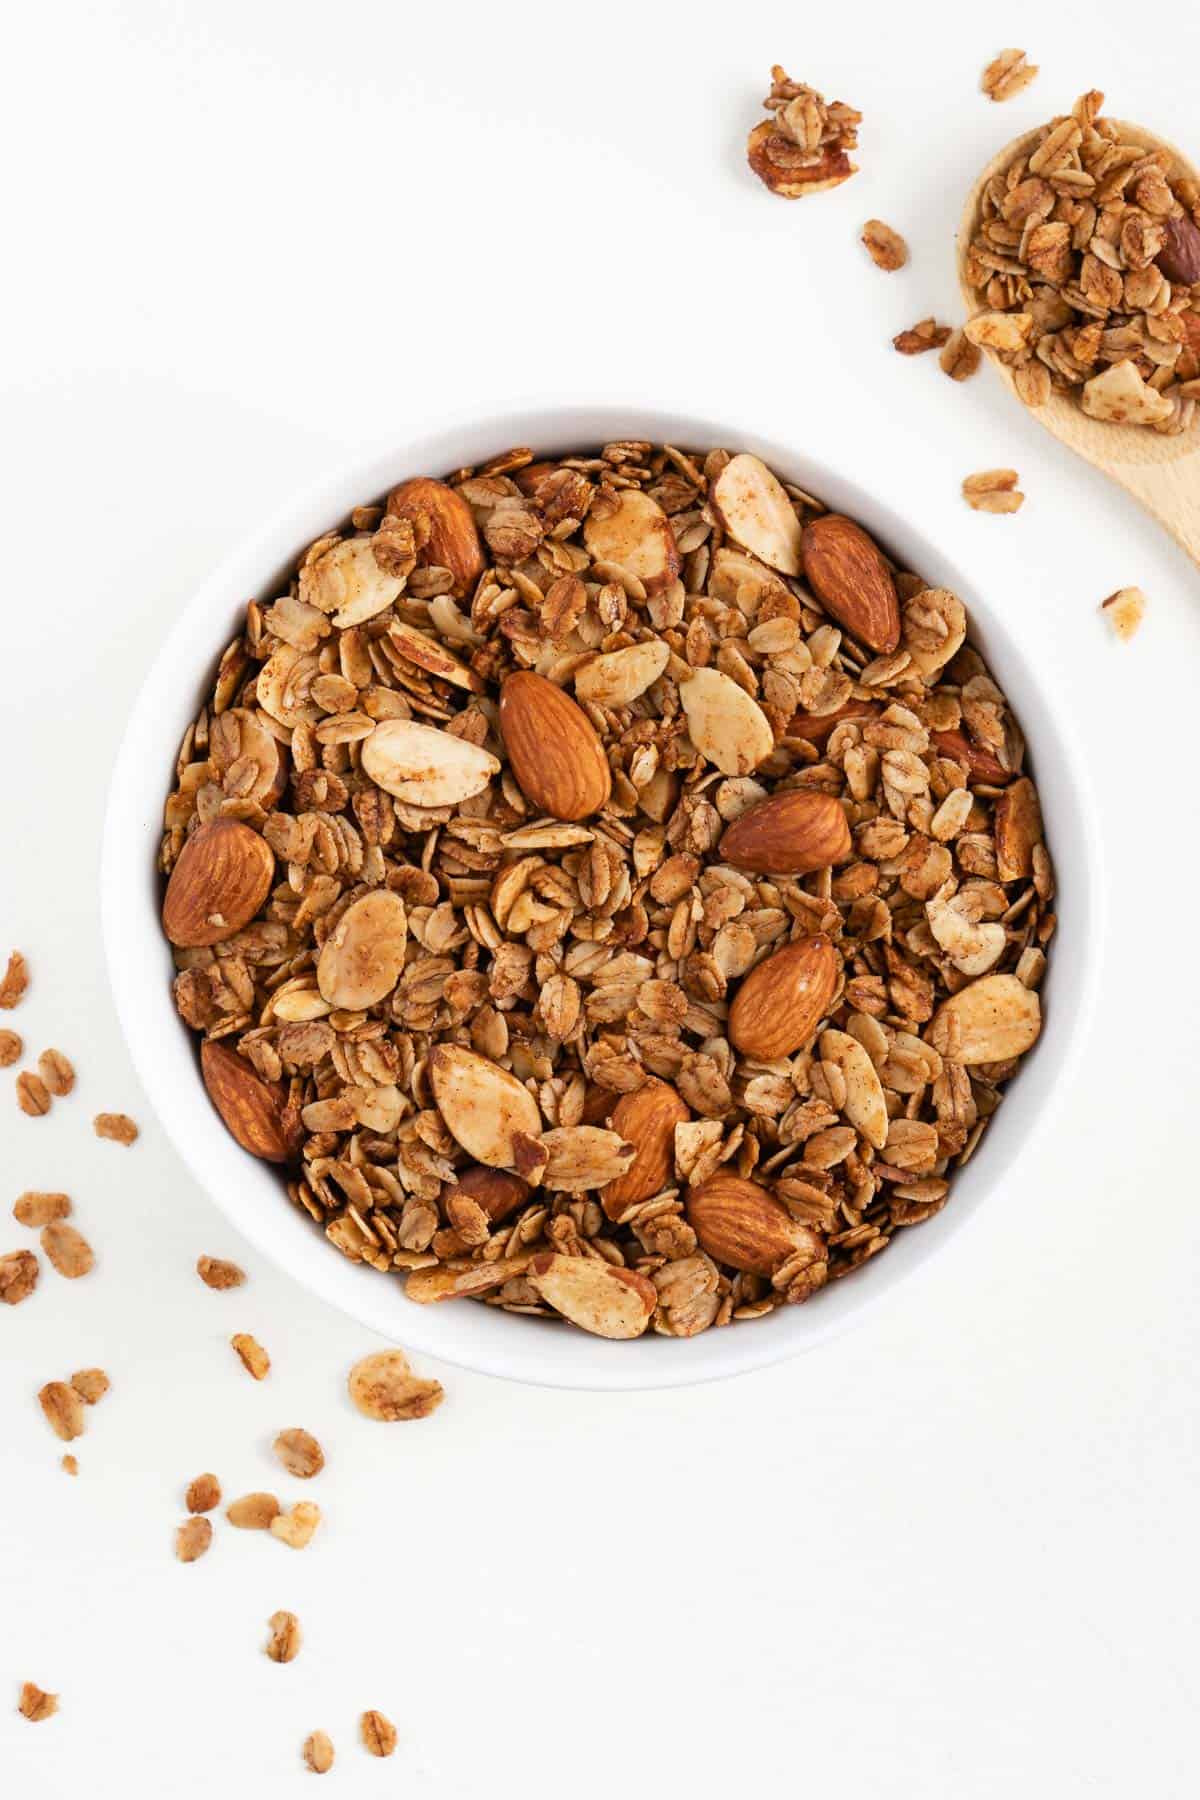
xmin=1107 ymin=449 xmax=1200 ymax=565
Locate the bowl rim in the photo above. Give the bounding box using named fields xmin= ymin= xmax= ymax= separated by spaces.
xmin=100 ymin=400 xmax=1104 ymax=1391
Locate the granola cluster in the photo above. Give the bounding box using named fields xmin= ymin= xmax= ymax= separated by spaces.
xmin=159 ymin=441 xmax=1054 ymax=1342
xmin=965 ymin=90 xmax=1200 ymax=431
xmin=747 ymin=66 xmax=861 ymax=199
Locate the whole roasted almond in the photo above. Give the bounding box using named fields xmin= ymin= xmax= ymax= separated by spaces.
xmin=928 ymin=973 xmax=1041 ymax=1065
xmin=601 ymin=1079 xmax=691 ymax=1220
xmin=1155 ymin=213 xmax=1200 ymax=286
xmin=446 ymin=1164 xmax=530 ymax=1225
xmin=582 ymin=488 xmax=680 ymax=595
xmin=499 ymin=672 xmax=612 ymax=821
xmin=316 ymin=890 xmax=408 ymax=1010
xmin=361 ymin=718 xmax=499 ymax=807
xmin=386 ymin=476 xmax=484 ymax=598
xmin=719 ymin=789 xmax=850 ymax=874
xmin=574 ymin=639 xmax=670 ymax=708
xmin=710 ymin=453 xmax=803 ymax=575
xmin=686 ymin=1173 xmax=819 ymax=1277
xmin=729 ymin=935 xmax=840 ymax=1060
xmin=930 ymin=729 xmax=1012 ymax=785
xmin=162 ymin=819 xmax=275 ymax=948
xmin=786 ymin=699 xmax=878 ymax=745
xmin=429 ymin=1044 xmax=541 ymax=1168
xmin=201 ymin=1040 xmax=303 ymax=1164
xmin=993 ymin=777 xmax=1043 ymax=881
xmin=526 ymin=1252 xmax=656 ymax=1339
xmin=800 ymin=514 xmax=901 ymax=654
xmin=678 ymin=668 xmax=774 ymax=777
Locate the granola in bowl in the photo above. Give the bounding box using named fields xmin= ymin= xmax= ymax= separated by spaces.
xmin=157 ymin=440 xmax=1054 ymax=1344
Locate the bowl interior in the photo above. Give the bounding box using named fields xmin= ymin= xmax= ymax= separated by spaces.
xmin=101 ymin=405 xmax=1100 ymax=1390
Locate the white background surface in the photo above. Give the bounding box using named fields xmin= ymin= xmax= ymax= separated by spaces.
xmin=2 ymin=2 xmax=1198 ymax=1795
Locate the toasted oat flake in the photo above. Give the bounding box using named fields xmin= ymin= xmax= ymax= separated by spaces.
xmin=361 ymin=1710 xmax=398 ymax=1758
xmin=16 ymin=1072 xmax=51 ymax=1117
xmin=226 ymin=1492 xmax=281 ymax=1529
xmin=1100 ymin=586 xmax=1146 ymax=640
xmin=0 ymin=1249 xmax=39 ymax=1305
xmin=0 ymin=951 xmax=29 ymax=1009
xmin=231 ymin=1333 xmax=270 ymax=1379
xmin=61 ymin=1454 xmax=78 ymax=1476
xmin=963 ymin=469 xmax=1025 ymax=513
xmin=861 ymin=220 xmax=908 ymax=271
xmin=273 ymin=1428 xmax=325 ymax=1479
xmin=270 ymin=1500 xmax=322 ymax=1549
xmin=266 ymin=1610 xmax=303 ymax=1662
xmin=186 ymin=1472 xmax=222 ymax=1513
xmin=303 ymin=1731 xmax=335 ymax=1774
xmin=41 ymin=1222 xmax=95 ymax=1279
xmin=37 ymin=1049 xmax=74 ymax=1097
xmin=176 ymin=1516 xmax=213 ymax=1562
xmin=70 ymin=1368 xmax=109 ymax=1405
xmin=0 ymin=1029 xmax=22 ymax=1066
xmin=14 ymin=1191 xmax=70 ymax=1228
xmin=893 ymin=319 xmax=952 ymax=355
xmin=981 ymin=49 xmax=1038 ymax=102
xmin=18 ymin=1682 xmax=58 ymax=1722
xmin=196 ymin=1255 xmax=246 ymax=1290
xmin=39 ymin=1380 xmax=85 ymax=1441
xmin=940 ymin=330 xmax=982 ymax=381
xmin=94 ymin=1112 xmax=138 ymax=1145
xmin=349 ymin=1349 xmax=444 ymax=1421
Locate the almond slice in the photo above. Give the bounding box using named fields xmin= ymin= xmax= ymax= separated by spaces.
xmin=819 ymin=1028 xmax=888 ymax=1149
xmin=573 ymin=639 xmax=669 ymax=708
xmin=526 ymin=1253 xmax=656 ymax=1339
xmin=710 ymin=453 xmax=803 ymax=576
xmin=387 ymin=620 xmax=484 ymax=692
xmin=582 ymin=490 xmax=680 ymax=595
xmin=256 ymin=645 xmax=323 ymax=728
xmin=928 ymin=973 xmax=1041 ymax=1064
xmin=361 ymin=719 xmax=499 ymax=807
xmin=299 ymin=536 xmax=404 ymax=627
xmin=316 ymin=891 xmax=408 ymax=1010
xmin=1081 ymin=360 xmax=1173 ymax=426
xmin=428 ymin=1045 xmax=541 ymax=1169
xmin=539 ymin=1127 xmax=636 ymax=1192
xmin=678 ymin=668 xmax=774 ymax=777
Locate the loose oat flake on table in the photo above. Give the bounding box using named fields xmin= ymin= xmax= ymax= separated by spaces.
xmin=158 ymin=440 xmax=1055 ymax=1343
xmin=964 ymin=90 xmax=1200 ymax=433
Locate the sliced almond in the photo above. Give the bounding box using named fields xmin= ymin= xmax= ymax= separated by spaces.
xmin=387 ymin=620 xmax=484 ymax=692
xmin=678 ymin=668 xmax=774 ymax=776
xmin=1082 ymin=360 xmax=1173 ymax=426
xmin=316 ymin=891 xmax=408 ymax=1010
xmin=256 ymin=645 xmax=322 ymax=728
xmin=429 ymin=1045 xmax=541 ymax=1168
xmin=526 ymin=1252 xmax=656 ymax=1339
xmin=573 ymin=639 xmax=669 ymax=708
xmin=582 ymin=489 xmax=680 ymax=595
xmin=539 ymin=1127 xmax=636 ymax=1192
xmin=819 ymin=1028 xmax=888 ymax=1149
xmin=926 ymin=893 xmax=1006 ymax=978
xmin=404 ymin=1257 xmax=530 ymax=1303
xmin=299 ymin=535 xmax=404 ymax=627
xmin=929 ymin=973 xmax=1041 ymax=1064
xmin=361 ymin=719 xmax=499 ymax=807
xmin=710 ymin=453 xmax=803 ymax=576
xmin=348 ymin=1349 xmax=444 ymax=1420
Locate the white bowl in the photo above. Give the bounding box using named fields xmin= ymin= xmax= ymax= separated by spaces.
xmin=101 ymin=404 xmax=1101 ymax=1391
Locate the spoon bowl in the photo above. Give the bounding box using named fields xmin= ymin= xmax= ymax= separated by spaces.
xmin=958 ymin=120 xmax=1200 ymax=564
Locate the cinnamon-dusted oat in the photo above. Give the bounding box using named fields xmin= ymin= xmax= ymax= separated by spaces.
xmin=981 ymin=50 xmax=1039 ymax=104
xmin=226 ymin=1492 xmax=280 ymax=1529
xmin=14 ymin=1192 xmax=70 ymax=1227
xmin=273 ymin=1428 xmax=325 ymax=1479
xmin=893 ymin=319 xmax=953 ymax=355
xmin=16 ymin=1072 xmax=51 ymax=1117
xmin=18 ymin=1681 xmax=58 ymax=1722
xmin=270 ymin=1501 xmax=321 ymax=1549
xmin=0 ymin=951 xmax=29 ymax=1009
xmin=61 ymin=1454 xmax=78 ymax=1476
xmin=186 ymin=1472 xmax=222 ymax=1513
xmin=0 ymin=1249 xmax=39 ymax=1305
xmin=41 ymin=1222 xmax=95 ymax=1279
xmin=176 ymin=1516 xmax=213 ymax=1562
xmin=265 ymin=1610 xmax=303 ymax=1662
xmin=1100 ymin=586 xmax=1147 ymax=639
xmin=196 ymin=1254 xmax=246 ymax=1290
xmin=157 ymin=440 xmax=1055 ymax=1339
xmin=962 ymin=469 xmax=1026 ymax=513
xmin=94 ymin=1112 xmax=138 ymax=1145
xmin=231 ymin=1332 xmax=270 ymax=1379
xmin=303 ymin=1731 xmax=335 ymax=1774
xmin=964 ymin=90 xmax=1200 ymax=433
xmin=940 ymin=330 xmax=982 ymax=381
xmin=38 ymin=1381 xmax=85 ymax=1441
xmin=37 ymin=1049 xmax=75 ymax=1097
xmin=360 ymin=1710 xmax=398 ymax=1758
xmin=0 ymin=1029 xmax=22 ymax=1066
xmin=70 ymin=1368 xmax=109 ymax=1404
xmin=747 ymin=66 xmax=860 ymax=199
xmin=861 ymin=220 xmax=908 ymax=272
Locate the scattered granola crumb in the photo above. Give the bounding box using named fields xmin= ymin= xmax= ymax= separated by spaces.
xmin=93 ymin=1112 xmax=138 ymax=1145
xmin=37 ymin=1049 xmax=75 ymax=1097
xmin=360 ymin=1710 xmax=398 ymax=1758
xmin=41 ymin=1222 xmax=95 ymax=1280
xmin=265 ymin=1610 xmax=302 ymax=1662
xmin=0 ymin=1029 xmax=22 ymax=1066
xmin=747 ymin=66 xmax=860 ymax=199
xmin=0 ymin=1249 xmax=39 ymax=1305
xmin=39 ymin=1380 xmax=85 ymax=1442
xmin=70 ymin=1368 xmax=110 ymax=1405
xmin=61 ymin=1454 xmax=78 ymax=1476
xmin=18 ymin=1681 xmax=58 ymax=1722
xmin=348 ymin=1350 xmax=444 ymax=1422
xmin=14 ymin=1192 xmax=70 ymax=1228
xmin=893 ymin=318 xmax=952 ymax=355
xmin=861 ymin=219 xmax=908 ymax=271
xmin=231 ymin=1332 xmax=270 ymax=1379
xmin=16 ymin=1072 xmax=51 ymax=1118
xmin=273 ymin=1428 xmax=325 ymax=1479
xmin=940 ymin=330 xmax=982 ymax=382
xmin=186 ymin=1472 xmax=222 ymax=1513
xmin=196 ymin=1254 xmax=246 ymax=1290
xmin=0 ymin=952 xmax=29 ymax=1010
xmin=962 ymin=469 xmax=1026 ymax=513
xmin=270 ymin=1501 xmax=322 ymax=1550
xmin=1101 ymin=586 xmax=1147 ymax=641
xmin=226 ymin=1492 xmax=281 ymax=1529
xmin=176 ymin=1516 xmax=213 ymax=1562
xmin=981 ymin=49 xmax=1038 ymax=102
xmin=303 ymin=1731 xmax=335 ymax=1774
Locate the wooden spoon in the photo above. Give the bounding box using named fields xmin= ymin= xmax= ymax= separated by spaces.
xmin=957 ymin=121 xmax=1200 ymax=565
